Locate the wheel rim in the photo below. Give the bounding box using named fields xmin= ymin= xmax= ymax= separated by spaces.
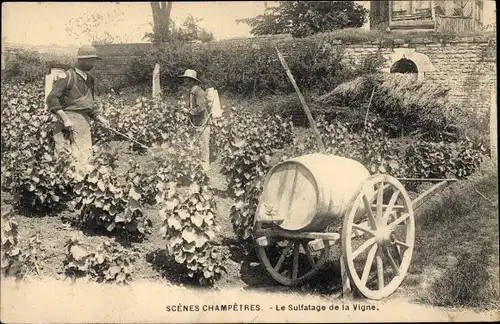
xmin=254 ymin=222 xmax=330 ymax=286
xmin=342 ymin=174 xmax=415 ymax=300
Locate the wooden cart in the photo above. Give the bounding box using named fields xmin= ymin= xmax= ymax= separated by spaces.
xmin=256 ymin=48 xmax=458 ymax=300
xmin=253 ymin=153 xmax=457 ymax=300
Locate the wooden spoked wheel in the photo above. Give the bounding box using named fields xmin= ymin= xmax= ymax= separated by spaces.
xmin=254 ymin=222 xmax=331 ymax=286
xmin=342 ymin=174 xmax=415 ymax=300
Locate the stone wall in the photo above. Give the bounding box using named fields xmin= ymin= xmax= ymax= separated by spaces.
xmin=339 ymin=36 xmax=497 ymax=115
xmin=91 ymin=34 xmax=497 ymax=115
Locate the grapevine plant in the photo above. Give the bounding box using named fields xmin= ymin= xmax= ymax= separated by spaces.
xmin=1 ymin=210 xmax=42 ymax=278
xmin=64 ymin=236 xmax=139 ymax=284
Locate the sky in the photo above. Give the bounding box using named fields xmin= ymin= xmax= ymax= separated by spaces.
xmin=1 ymin=1 xmax=497 ymax=47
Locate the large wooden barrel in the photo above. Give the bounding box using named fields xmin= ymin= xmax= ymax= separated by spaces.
xmin=256 ymin=153 xmax=371 ymax=232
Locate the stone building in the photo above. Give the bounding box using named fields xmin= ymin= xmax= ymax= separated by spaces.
xmin=370 ymin=0 xmax=484 ymax=32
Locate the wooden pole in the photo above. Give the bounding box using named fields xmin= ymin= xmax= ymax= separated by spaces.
xmin=490 ymin=86 xmax=497 ymax=159
xmin=275 ymin=47 xmax=326 ymax=154
xmin=362 ymin=87 xmax=376 ymax=135
xmin=340 ymin=256 xmax=353 ymax=299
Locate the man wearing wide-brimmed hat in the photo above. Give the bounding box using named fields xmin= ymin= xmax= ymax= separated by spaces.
xmin=178 ymin=69 xmax=211 ymax=170
xmin=46 ymin=45 xmax=109 ymax=172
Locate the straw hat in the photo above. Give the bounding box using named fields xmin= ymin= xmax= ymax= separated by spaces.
xmin=178 ymin=69 xmax=201 ymax=82
xmin=77 ymin=45 xmax=102 ymax=60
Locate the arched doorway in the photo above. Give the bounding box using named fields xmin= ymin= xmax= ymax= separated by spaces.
xmin=390 ymin=57 xmax=419 ymax=74
xmin=390 ymin=57 xmax=418 ymax=80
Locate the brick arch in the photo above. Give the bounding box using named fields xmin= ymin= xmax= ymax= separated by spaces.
xmin=381 ymin=48 xmax=436 ymax=81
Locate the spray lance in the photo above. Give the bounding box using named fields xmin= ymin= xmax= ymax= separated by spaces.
xmin=97 ymin=122 xmax=149 ymax=149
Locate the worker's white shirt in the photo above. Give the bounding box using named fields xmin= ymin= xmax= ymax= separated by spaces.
xmin=75 ymin=67 xmax=87 ymax=81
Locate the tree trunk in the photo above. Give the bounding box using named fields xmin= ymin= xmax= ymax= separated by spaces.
xmin=150 ymin=2 xmax=173 ymax=42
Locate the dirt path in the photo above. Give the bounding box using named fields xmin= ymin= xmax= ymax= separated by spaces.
xmin=1 ymin=277 xmax=498 ymax=323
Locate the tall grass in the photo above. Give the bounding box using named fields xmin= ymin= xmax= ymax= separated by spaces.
xmin=409 ymin=158 xmax=499 ymax=310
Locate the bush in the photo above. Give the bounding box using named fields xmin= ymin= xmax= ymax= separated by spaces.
xmin=1 ymin=209 xmax=41 ymax=278
xmin=63 ymin=236 xmax=139 ymax=284
xmin=1 ymin=82 xmax=77 ymax=213
xmin=125 ymin=34 xmax=385 ymax=97
xmin=2 ymin=48 xmax=74 ymax=83
xmin=215 ymin=107 xmax=294 ymax=241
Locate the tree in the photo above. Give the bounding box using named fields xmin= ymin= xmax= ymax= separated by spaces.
xmin=66 ymin=10 xmax=125 ymax=45
xmin=237 ymin=1 xmax=369 ymax=38
xmin=170 ymin=15 xmax=214 ymax=43
xmin=150 ymin=2 xmax=173 ymax=44
xmin=145 ymin=11 xmax=215 ymax=44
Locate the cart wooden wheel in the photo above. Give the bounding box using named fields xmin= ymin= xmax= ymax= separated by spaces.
xmin=342 ymin=174 xmax=415 ymax=300
xmin=254 ymin=222 xmax=331 ymax=286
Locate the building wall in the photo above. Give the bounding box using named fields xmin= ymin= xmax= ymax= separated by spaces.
xmin=339 ymin=36 xmax=496 ymax=115
xmin=93 ymin=43 xmax=152 ymax=90
xmin=91 ymin=35 xmax=496 ymax=116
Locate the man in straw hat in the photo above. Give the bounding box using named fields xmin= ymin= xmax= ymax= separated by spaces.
xmin=46 ymin=45 xmax=109 ymax=172
xmin=178 ymin=69 xmax=211 ymax=171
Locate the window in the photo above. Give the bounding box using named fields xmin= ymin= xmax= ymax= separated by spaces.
xmin=392 ymin=0 xmax=432 ymax=19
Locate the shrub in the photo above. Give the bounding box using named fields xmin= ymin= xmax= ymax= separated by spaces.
xmin=1 ymin=210 xmax=22 ymax=277
xmin=215 ymin=108 xmax=294 ymax=241
xmin=1 ymin=82 xmax=77 ymax=213
xmin=63 ymin=236 xmax=139 ymax=284
xmin=2 ymin=47 xmax=74 ymax=83
xmin=1 ymin=210 xmax=41 ymax=278
xmin=125 ymin=34 xmax=386 ymax=97
xmin=159 ymin=182 xmax=226 ymax=286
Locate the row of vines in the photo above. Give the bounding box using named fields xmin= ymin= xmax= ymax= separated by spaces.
xmin=1 ymin=78 xmax=485 ymax=285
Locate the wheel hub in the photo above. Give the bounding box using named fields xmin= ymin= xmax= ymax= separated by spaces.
xmin=376 ymin=227 xmax=396 ymax=245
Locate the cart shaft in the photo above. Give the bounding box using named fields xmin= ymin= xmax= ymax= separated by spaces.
xmin=411 ymin=180 xmax=452 ymax=211
xmin=254 ymin=228 xmax=340 ymax=241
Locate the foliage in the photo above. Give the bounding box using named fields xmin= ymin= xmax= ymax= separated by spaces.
xmin=145 ymin=14 xmax=215 ymax=44
xmin=65 ymin=7 xmax=126 ymax=45
xmin=1 ymin=210 xmax=42 ymax=278
xmin=212 ymin=108 xmax=294 ymax=241
xmin=1 ymin=49 xmax=74 ymax=84
xmin=1 ymin=210 xmax=22 ymax=277
xmin=92 ymin=95 xmax=195 ymax=148
xmin=1 ymin=82 xmax=77 ymax=213
xmin=127 ymin=36 xmax=360 ymax=97
xmin=0 ymin=77 xmax=488 ymax=286
xmin=237 ymin=1 xmax=368 ymax=38
xmin=1 ymin=48 xmax=74 ymax=84
xmin=12 ymin=153 xmax=76 ymax=214
xmin=159 ymin=182 xmax=226 ymax=285
xmin=63 ymin=236 xmax=139 ymax=284
xmin=170 ymin=15 xmax=215 ymax=43
xmin=404 ymin=139 xmax=486 ymax=179
xmin=222 ymin=111 xmax=485 ymax=244
xmin=89 ymin=94 xmax=226 ymax=284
